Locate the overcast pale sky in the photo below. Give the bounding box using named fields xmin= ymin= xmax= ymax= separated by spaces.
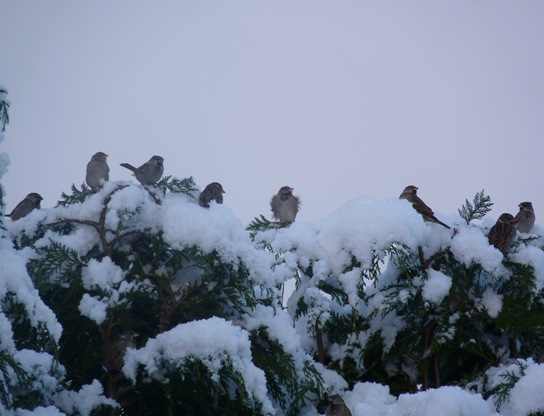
xmin=1 ymin=2 xmax=543 ymax=225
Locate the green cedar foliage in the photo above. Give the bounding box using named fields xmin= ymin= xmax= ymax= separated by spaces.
xmin=20 ymin=181 xmax=324 ymax=415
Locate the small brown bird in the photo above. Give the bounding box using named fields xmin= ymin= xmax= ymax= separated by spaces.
xmin=399 ymin=185 xmax=450 ymax=229
xmin=85 ymin=151 xmax=109 ymax=191
xmin=199 ymin=182 xmax=225 ymax=208
xmin=120 ymin=155 xmax=164 ymax=185
xmin=325 ymin=395 xmax=352 ymax=416
xmin=104 ymin=331 xmax=139 ymax=372
xmin=6 ymin=193 xmax=43 ymax=220
xmin=514 ymin=202 xmax=535 ymax=233
xmin=488 ymin=213 xmax=517 ymax=254
xmin=270 ymin=186 xmax=300 ymax=223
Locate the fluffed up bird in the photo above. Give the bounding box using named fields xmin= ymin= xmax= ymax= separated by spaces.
xmin=270 ymin=186 xmax=300 ymax=223
xmin=6 ymin=193 xmax=43 ymax=220
xmin=514 ymin=202 xmax=535 ymax=233
xmin=399 ymin=185 xmax=450 ymax=229
xmin=104 ymin=331 xmax=139 ymax=372
xmin=199 ymin=182 xmax=225 ymax=208
xmin=325 ymin=395 xmax=352 ymax=416
xmin=85 ymin=151 xmax=109 ymax=191
xmin=120 ymin=155 xmax=164 ymax=185
xmin=488 ymin=213 xmax=517 ymax=254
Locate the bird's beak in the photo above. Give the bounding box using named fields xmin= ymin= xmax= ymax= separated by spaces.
xmin=289 ymin=187 xmax=294 ymax=192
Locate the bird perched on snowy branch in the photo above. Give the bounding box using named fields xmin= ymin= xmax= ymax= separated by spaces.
xmin=121 ymin=155 xmax=164 ymax=185
xmin=399 ymin=185 xmax=450 ymax=229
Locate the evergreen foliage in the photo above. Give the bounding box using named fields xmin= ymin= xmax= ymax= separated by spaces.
xmin=458 ymin=189 xmax=494 ymax=225
xmin=0 ymin=87 xmax=8 ymax=132
xmin=8 ymin=181 xmax=325 ymax=415
xmin=1 ymin=107 xmax=543 ymax=413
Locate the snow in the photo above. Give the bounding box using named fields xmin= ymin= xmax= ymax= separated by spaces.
xmin=82 ymin=257 xmax=125 ymax=290
xmin=422 ymin=269 xmax=452 ymax=304
xmin=14 ymin=407 xmax=65 ymax=416
xmin=391 ymin=386 xmax=498 ymax=416
xmin=1 ymin=166 xmax=543 ymax=414
xmin=54 ymin=380 xmax=118 ymax=416
xmin=14 ymin=350 xmax=64 ymax=402
xmin=0 ymin=238 xmax=62 ymax=342
xmin=498 ymin=362 xmax=544 ymax=416
xmin=449 ymin=226 xmax=507 ymax=276
xmin=123 ymin=316 xmax=275 ymax=414
xmin=480 ymin=287 xmax=503 ymax=318
xmin=160 ymin=193 xmax=278 ymax=286
xmin=511 ymin=244 xmax=544 ymax=292
xmin=78 ymin=257 xmax=138 ymax=324
xmin=78 ymin=293 xmax=108 ymax=324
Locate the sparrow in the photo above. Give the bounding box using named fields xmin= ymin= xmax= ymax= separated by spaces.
xmin=105 ymin=331 xmax=139 ymax=372
xmin=399 ymin=185 xmax=450 ymax=229
xmin=85 ymin=151 xmax=109 ymax=191
xmin=270 ymin=186 xmax=300 ymax=223
xmin=514 ymin=202 xmax=535 ymax=233
xmin=488 ymin=213 xmax=517 ymax=254
xmin=325 ymin=395 xmax=352 ymax=416
xmin=199 ymin=182 xmax=225 ymax=208
xmin=6 ymin=193 xmax=43 ymax=220
xmin=120 ymin=155 xmax=164 ymax=185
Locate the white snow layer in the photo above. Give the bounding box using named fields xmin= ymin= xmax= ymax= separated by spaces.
xmin=123 ymin=316 xmax=275 ymax=414
xmin=1 ymin=176 xmax=543 ymax=415
xmin=0 ymin=238 xmax=62 ymax=342
xmin=422 ymin=269 xmax=452 ymax=304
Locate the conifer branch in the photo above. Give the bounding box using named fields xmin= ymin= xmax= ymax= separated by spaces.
xmin=156 ymin=176 xmax=198 ymax=197
xmin=315 ymin=318 xmax=326 ymax=365
xmin=57 ymin=183 xmax=93 ymax=206
xmin=49 ymin=184 xmax=148 ymax=256
xmin=246 ymin=215 xmax=289 ymax=238
xmin=0 ymin=87 xmax=9 ymax=132
xmin=458 ymin=190 xmax=493 ymax=225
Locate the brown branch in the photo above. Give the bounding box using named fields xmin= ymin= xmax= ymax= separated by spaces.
xmin=432 ymin=353 xmax=441 ymax=388
xmin=145 ymin=187 xmax=162 ymax=205
xmin=418 ymin=246 xmax=450 ymax=273
xmin=422 ymin=249 xmax=449 ymax=270
xmin=48 ymin=218 xmax=99 ymax=228
xmin=47 ymin=185 xmax=149 ymax=257
xmin=400 ymin=347 xmax=429 ymax=389
xmin=315 ymin=318 xmax=326 ymax=365
xmin=108 ymin=228 xmax=151 ymax=249
xmin=158 ymin=285 xmax=202 ymax=333
xmin=418 ymin=246 xmax=425 ymax=272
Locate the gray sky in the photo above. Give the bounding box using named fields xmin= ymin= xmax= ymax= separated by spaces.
xmin=1 ymin=1 xmax=543 ymax=225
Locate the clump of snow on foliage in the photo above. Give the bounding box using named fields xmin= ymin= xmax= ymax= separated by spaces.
xmin=54 ymin=379 xmax=117 ymax=416
xmin=511 ymin=244 xmax=544 ymax=292
xmin=449 ymin=226 xmax=507 ymax=276
xmin=13 ymin=406 xmax=65 ymax=416
xmin=484 ymin=359 xmax=544 ymax=416
xmin=422 ymin=269 xmax=452 ymax=304
xmin=0 ymin=239 xmax=62 ymax=342
xmin=123 ymin=316 xmax=275 ymax=414
xmin=82 ymin=257 xmax=125 ymax=291
xmin=79 ymin=257 xmax=138 ymax=324
xmin=479 ymin=288 xmax=503 ymax=318
xmin=160 ymin=194 xmax=278 ymax=286
xmin=393 ymin=386 xmax=498 ymax=416
xmin=14 ymin=349 xmax=65 ymax=403
xmin=499 ymin=362 xmax=544 ymax=416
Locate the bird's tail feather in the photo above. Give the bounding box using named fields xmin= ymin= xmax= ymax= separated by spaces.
xmin=120 ymin=163 xmax=137 ymax=172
